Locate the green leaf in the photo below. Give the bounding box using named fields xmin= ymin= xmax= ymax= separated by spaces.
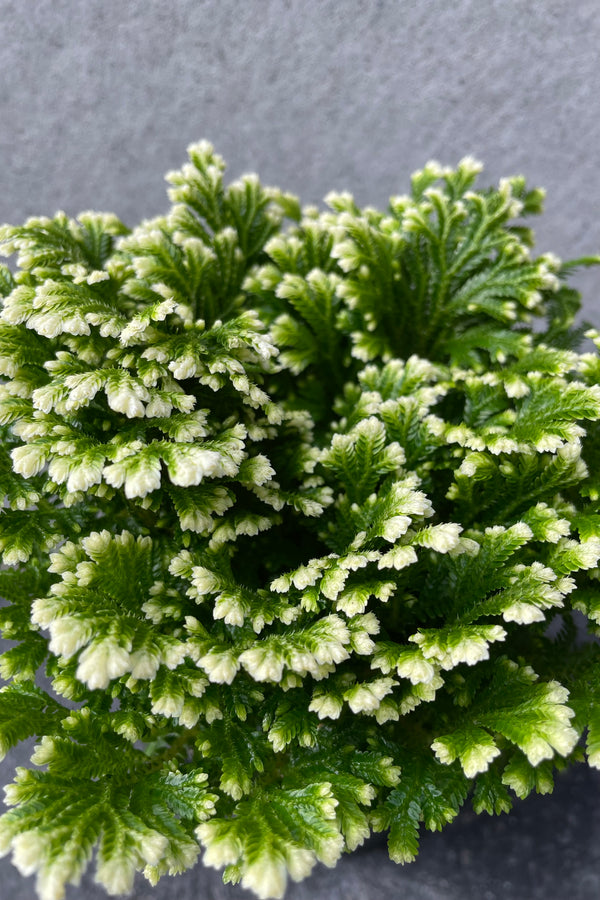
xmin=501 ymin=753 xmax=557 ymax=799
xmin=0 ymin=683 xmax=63 ymax=759
xmin=197 ymin=783 xmax=344 ymax=897
xmin=471 ymin=766 xmax=513 ymax=815
xmin=197 ymin=713 xmax=268 ymax=800
xmin=372 ymin=753 xmax=468 ymax=864
xmin=432 ymin=726 xmax=500 ymax=778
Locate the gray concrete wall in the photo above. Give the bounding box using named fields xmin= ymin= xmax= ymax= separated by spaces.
xmin=2 ymin=0 xmax=600 ymax=317
xmin=2 ymin=2 xmax=600 ymax=898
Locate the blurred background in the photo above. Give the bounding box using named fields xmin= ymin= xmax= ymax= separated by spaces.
xmin=1 ymin=1 xmax=600 ymax=898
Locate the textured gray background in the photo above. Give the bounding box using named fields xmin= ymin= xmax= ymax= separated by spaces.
xmin=2 ymin=1 xmax=600 ymax=898
xmin=2 ymin=0 xmax=600 ymax=320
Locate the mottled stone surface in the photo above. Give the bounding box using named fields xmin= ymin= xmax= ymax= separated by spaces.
xmin=2 ymin=2 xmax=600 ymax=898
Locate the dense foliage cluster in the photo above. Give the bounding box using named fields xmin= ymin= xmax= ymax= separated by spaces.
xmin=0 ymin=143 xmax=600 ymax=899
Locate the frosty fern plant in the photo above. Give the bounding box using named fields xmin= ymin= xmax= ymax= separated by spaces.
xmin=1 ymin=144 xmax=600 ymax=900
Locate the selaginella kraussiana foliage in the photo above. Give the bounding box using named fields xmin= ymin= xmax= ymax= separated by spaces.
xmin=0 ymin=143 xmax=600 ymax=900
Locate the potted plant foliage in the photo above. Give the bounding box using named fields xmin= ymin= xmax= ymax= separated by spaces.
xmin=0 ymin=142 xmax=599 ymax=900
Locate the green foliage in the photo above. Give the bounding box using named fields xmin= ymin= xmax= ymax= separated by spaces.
xmin=0 ymin=141 xmax=599 ymax=899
